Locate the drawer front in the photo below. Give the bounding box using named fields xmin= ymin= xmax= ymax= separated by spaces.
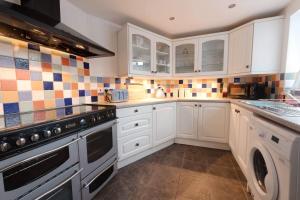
xmin=117 ymin=113 xmax=152 ymax=138
xmin=118 ymin=130 xmax=152 ymax=160
xmin=117 ymin=105 xmax=153 ymax=118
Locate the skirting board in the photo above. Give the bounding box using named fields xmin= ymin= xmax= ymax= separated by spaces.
xmin=175 ymin=138 xmax=230 ymax=151
xmin=117 ymin=139 xmax=175 ymax=169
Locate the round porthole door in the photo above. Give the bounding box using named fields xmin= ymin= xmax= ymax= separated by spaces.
xmin=249 ymin=143 xmax=278 ymax=200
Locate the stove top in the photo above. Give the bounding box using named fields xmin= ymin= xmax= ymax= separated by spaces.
xmin=0 ymin=104 xmax=114 ymax=132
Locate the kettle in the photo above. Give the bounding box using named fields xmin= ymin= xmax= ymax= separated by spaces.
xmin=155 ymin=86 xmax=165 ymax=98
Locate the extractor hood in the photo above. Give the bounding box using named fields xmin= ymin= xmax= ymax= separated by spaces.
xmin=0 ymin=0 xmax=115 ymax=58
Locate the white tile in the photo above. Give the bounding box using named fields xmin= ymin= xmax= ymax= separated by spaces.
xmin=0 ymin=68 xmax=16 ymax=80
xmin=42 ymin=72 xmax=53 ymax=81
xmin=29 ymin=61 xmax=42 ymax=71
xmin=53 ymin=82 xmax=63 ymax=90
xmin=0 ymin=41 xmax=13 ymax=57
xmin=19 ymin=101 xmax=33 ymax=112
xmin=77 ymin=61 xmax=83 ymax=68
xmin=72 ymin=98 xmax=79 ymax=105
xmin=90 ymin=83 xmax=97 ymax=90
xmin=78 ymin=83 xmax=85 ymax=90
xmin=14 ymin=45 xmax=28 ymax=59
xmin=32 ymin=91 xmax=44 ymax=101
xmin=52 ymin=55 xmax=62 ymax=65
xmin=63 ymin=90 xmax=72 ymax=98
xmin=85 ymin=96 xmax=91 ymax=104
xmin=17 ymin=80 xmax=32 ymax=91
xmin=0 ymin=103 xmax=3 ymax=115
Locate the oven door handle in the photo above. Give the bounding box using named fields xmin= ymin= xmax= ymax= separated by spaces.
xmin=34 ymin=168 xmax=83 ymax=200
xmin=83 ymin=158 xmax=117 ymax=189
xmin=0 ymin=138 xmax=81 ymax=172
xmin=80 ymin=120 xmax=117 ymax=139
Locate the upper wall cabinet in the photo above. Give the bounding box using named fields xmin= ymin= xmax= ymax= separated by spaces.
xmin=173 ymin=39 xmax=198 ymax=76
xmin=118 ymin=23 xmax=172 ymax=77
xmin=228 ymin=16 xmax=284 ymax=75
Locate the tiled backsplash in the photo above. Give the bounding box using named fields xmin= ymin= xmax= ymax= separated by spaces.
xmin=0 ymin=36 xmax=294 ymax=115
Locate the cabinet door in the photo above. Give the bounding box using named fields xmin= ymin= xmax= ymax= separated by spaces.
xmin=154 ymin=40 xmax=172 ymax=76
xmin=228 ymin=24 xmax=254 ymax=74
xmin=229 ymin=105 xmax=240 ymax=152
xmin=198 ymin=35 xmax=228 ymax=75
xmin=153 ymin=103 xmax=176 ymax=146
xmin=237 ymin=108 xmax=251 ymax=173
xmin=174 ymin=39 xmax=198 ymax=75
xmin=129 ymin=28 xmax=153 ymax=75
xmin=198 ymin=103 xmax=229 ymax=143
xmin=176 ymin=102 xmax=198 ymax=139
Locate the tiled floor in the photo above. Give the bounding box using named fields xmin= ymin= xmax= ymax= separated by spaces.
xmin=95 ymin=144 xmax=253 ymax=200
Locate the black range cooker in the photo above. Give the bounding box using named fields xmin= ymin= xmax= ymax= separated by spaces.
xmin=0 ymin=104 xmax=118 ymax=200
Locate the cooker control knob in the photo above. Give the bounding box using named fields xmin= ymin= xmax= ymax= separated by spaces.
xmin=97 ymin=115 xmax=102 ymax=121
xmin=31 ymin=134 xmax=40 ymax=142
xmin=43 ymin=130 xmax=52 ymax=138
xmin=16 ymin=137 xmax=26 ymax=147
xmin=80 ymin=119 xmax=86 ymax=126
xmin=53 ymin=127 xmax=62 ymax=134
xmin=91 ymin=117 xmax=96 ymax=123
xmin=0 ymin=142 xmax=9 ymax=152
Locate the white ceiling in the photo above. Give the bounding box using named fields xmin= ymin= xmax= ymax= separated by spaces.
xmin=69 ymin=0 xmax=291 ymax=38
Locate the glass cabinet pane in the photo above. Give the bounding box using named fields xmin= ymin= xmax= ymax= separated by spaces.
xmin=175 ymin=44 xmax=195 ymax=73
xmin=201 ymin=40 xmax=224 ymax=72
xmin=156 ymin=42 xmax=170 ymax=74
xmin=131 ymin=34 xmax=151 ymax=73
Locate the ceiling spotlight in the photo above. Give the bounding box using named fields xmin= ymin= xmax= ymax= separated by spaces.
xmin=76 ymin=44 xmax=85 ymax=49
xmin=228 ymin=4 xmax=236 ymax=9
xmin=169 ymin=17 xmax=175 ymax=21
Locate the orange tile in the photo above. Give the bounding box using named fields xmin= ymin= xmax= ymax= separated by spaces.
xmin=91 ymin=90 xmax=98 ymax=96
xmin=1 ymin=80 xmax=17 ymax=91
xmin=62 ymin=74 xmax=71 ymax=82
xmin=33 ymin=101 xmax=45 ymax=110
xmin=62 ymin=57 xmax=70 ymax=66
xmin=31 ymin=81 xmax=43 ymax=90
xmin=55 ymin=90 xmax=64 ymax=98
xmin=2 ymin=91 xmax=19 ymax=103
xmin=72 ymin=90 xmax=79 ymax=97
xmin=85 ymin=83 xmax=90 ymax=90
xmin=44 ymin=100 xmax=55 ymax=109
xmin=71 ymin=83 xmax=78 ymax=90
xmin=84 ymin=69 xmax=90 ymax=76
xmin=42 ymin=62 xmax=52 ymax=72
xmin=76 ymin=56 xmax=83 ymax=61
xmin=16 ymin=69 xmax=30 ymax=80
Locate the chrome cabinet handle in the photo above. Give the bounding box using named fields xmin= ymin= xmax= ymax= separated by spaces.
xmin=135 ymin=143 xmax=140 ymax=147
xmin=135 ymin=123 xmax=139 ymax=127
xmin=153 ymin=107 xmax=156 ymax=110
xmin=195 ymin=104 xmax=198 ymax=107
xmin=246 ymin=65 xmax=249 ymax=69
xmin=0 ymin=138 xmax=81 ymax=172
xmin=134 ymin=109 xmax=138 ymax=113
xmin=83 ymin=158 xmax=117 ymax=189
xmin=198 ymin=104 xmax=202 ymax=107
xmin=35 ymin=168 xmax=83 ymax=200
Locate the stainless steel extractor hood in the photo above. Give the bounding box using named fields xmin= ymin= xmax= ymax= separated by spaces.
xmin=0 ymin=0 xmax=115 ymax=58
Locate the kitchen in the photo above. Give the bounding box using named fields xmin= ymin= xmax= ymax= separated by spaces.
xmin=0 ymin=0 xmax=300 ymax=200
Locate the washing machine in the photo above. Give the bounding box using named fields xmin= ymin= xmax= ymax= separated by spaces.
xmin=247 ymin=115 xmax=300 ymax=200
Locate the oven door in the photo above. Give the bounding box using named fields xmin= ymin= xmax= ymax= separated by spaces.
xmin=20 ymin=164 xmax=82 ymax=200
xmin=0 ymin=134 xmax=79 ymax=200
xmin=78 ymin=120 xmax=117 ymax=178
xmin=81 ymin=156 xmax=118 ymax=200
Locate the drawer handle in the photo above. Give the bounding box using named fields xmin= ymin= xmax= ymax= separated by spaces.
xmin=198 ymin=104 xmax=202 ymax=107
xmin=134 ymin=109 xmax=138 ymax=113
xmin=135 ymin=143 xmax=140 ymax=147
xmin=235 ymin=109 xmax=240 ymax=113
xmin=135 ymin=123 xmax=139 ymax=127
xmin=153 ymin=107 xmax=156 ymax=110
xmin=195 ymin=104 xmax=198 ymax=107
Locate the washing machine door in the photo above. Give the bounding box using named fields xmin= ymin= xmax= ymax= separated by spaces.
xmin=249 ymin=143 xmax=278 ymax=200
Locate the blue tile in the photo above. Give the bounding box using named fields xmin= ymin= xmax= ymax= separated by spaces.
xmin=43 ymin=81 xmax=54 ymax=90
xmin=97 ymin=77 xmax=103 ymax=83
xmin=192 ymin=93 xmax=197 ymax=97
xmin=91 ymin=96 xmax=98 ymax=102
xmin=104 ymin=83 xmax=110 ymax=88
xmin=55 ymin=99 xmax=65 ymax=107
xmin=212 ymin=88 xmax=217 ymax=93
xmin=28 ymin=43 xmax=40 ymax=51
xmin=85 ymin=90 xmax=91 ymax=96
xmin=18 ymin=91 xmax=32 ymax=101
xmin=64 ymin=98 xmax=72 ymax=106
xmin=63 ymin=83 xmax=71 ymax=90
xmin=179 ymin=80 xmax=183 ymax=84
xmin=4 ymin=114 xmax=21 ymax=127
xmin=3 ymin=103 xmax=20 ymax=114
xmin=234 ymin=78 xmax=240 ymax=83
xmin=83 ymin=62 xmax=89 ymax=69
xmin=15 ymin=58 xmax=29 ymax=70
xmin=202 ymin=84 xmax=207 ymax=88
xmin=41 ymin=53 xmax=51 ymax=63
xmin=70 ymin=59 xmax=77 ymax=67
xmin=188 ymin=84 xmax=192 ymax=88
xmin=0 ymin=55 xmax=15 ymax=68
xmin=78 ymin=76 xmax=84 ymax=82
xmin=65 ymin=107 xmax=73 ymax=115
xmin=53 ymin=73 xmax=62 ymax=81
xmin=79 ymin=90 xmax=85 ymax=97
xmin=115 ymin=78 xmax=121 ymax=84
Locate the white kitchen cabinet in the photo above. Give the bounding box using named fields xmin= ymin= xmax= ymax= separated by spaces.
xmin=152 ymin=103 xmax=176 ymax=146
xmin=228 ymin=16 xmax=284 ymax=75
xmin=176 ymin=102 xmax=198 ymax=139
xmin=198 ymin=34 xmax=228 ymax=75
xmin=197 ymin=103 xmax=229 ymax=143
xmin=118 ymin=23 xmax=172 ymax=77
xmin=229 ymin=105 xmax=240 ymax=152
xmin=173 ymin=39 xmax=198 ymax=76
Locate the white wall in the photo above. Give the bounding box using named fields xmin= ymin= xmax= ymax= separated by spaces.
xmin=60 ymin=0 xmax=121 ymax=77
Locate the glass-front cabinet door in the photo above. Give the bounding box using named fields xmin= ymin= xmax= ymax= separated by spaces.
xmin=130 ymin=28 xmax=152 ymax=75
xmin=154 ymin=40 xmax=172 ymax=75
xmin=174 ymin=39 xmax=198 ymax=75
xmin=198 ymin=34 xmax=228 ymax=75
